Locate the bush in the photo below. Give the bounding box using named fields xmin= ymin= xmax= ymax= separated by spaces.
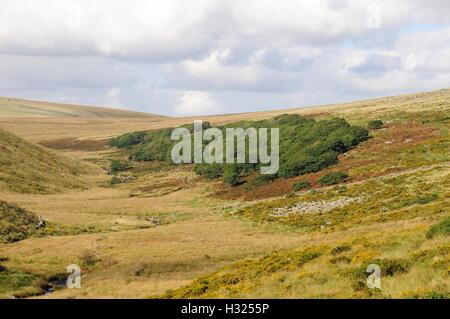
xmin=110 ymin=176 xmax=122 ymax=186
xmin=5 ymin=232 xmax=28 ymax=243
xmin=110 ymin=160 xmax=130 ymax=174
xmin=318 ymin=172 xmax=348 ymax=186
xmin=111 ymin=115 xmax=369 ymax=185
xmin=223 ymin=165 xmax=240 ymax=186
xmin=194 ymin=163 xmax=223 ymax=180
xmin=368 ymin=120 xmax=383 ymax=129
xmin=353 ymin=258 xmax=411 ymax=279
xmin=426 ymin=217 xmax=450 ymax=239
xmin=293 ymin=180 xmax=312 ymax=191
xmin=109 ymin=131 xmax=147 ymax=148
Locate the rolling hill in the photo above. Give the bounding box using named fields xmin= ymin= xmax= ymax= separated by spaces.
xmin=0 ymin=96 xmax=168 ymax=119
xmin=0 ymin=89 xmax=449 ymax=143
xmin=0 ymin=128 xmax=92 ymax=194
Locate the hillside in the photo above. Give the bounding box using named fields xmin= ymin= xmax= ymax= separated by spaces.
xmin=0 ymin=201 xmax=41 ymax=243
xmin=0 ymin=97 xmax=168 ymax=119
xmin=0 ymin=88 xmax=448 ymax=299
xmin=0 ymin=128 xmax=92 ymax=194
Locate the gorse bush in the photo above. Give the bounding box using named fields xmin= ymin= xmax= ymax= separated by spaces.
xmin=110 ymin=159 xmax=130 ymax=174
xmin=109 ymin=115 xmax=368 ymax=186
xmin=293 ymin=180 xmax=312 ymax=191
xmin=367 ymin=119 xmax=384 ymax=129
xmin=318 ymin=171 xmax=349 ymax=186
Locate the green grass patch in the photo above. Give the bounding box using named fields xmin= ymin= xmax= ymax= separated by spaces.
xmin=426 ymin=216 xmax=450 ymax=239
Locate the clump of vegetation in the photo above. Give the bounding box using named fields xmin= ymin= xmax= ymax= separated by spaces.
xmin=329 ymin=255 xmax=352 ymax=265
xmin=108 ymin=131 xmax=147 ymax=148
xmin=318 ymin=172 xmax=348 ymax=186
xmin=194 ymin=163 xmax=223 ymax=180
xmin=223 ymin=165 xmax=241 ymax=186
xmin=110 ymin=176 xmax=122 ymax=186
xmin=426 ymin=217 xmax=450 ymax=239
xmin=353 ymin=258 xmax=412 ymax=279
xmin=110 ymin=115 xmax=369 ymax=186
xmin=396 ymin=194 xmax=438 ymax=208
xmin=293 ymin=180 xmax=312 ymax=191
xmin=79 ymin=248 xmax=100 ymax=267
xmin=367 ymin=119 xmax=384 ymax=129
xmin=110 ymin=159 xmax=130 ymax=174
xmin=0 ymin=267 xmax=43 ymax=298
xmin=0 ymin=201 xmax=41 ymax=243
xmin=331 ymin=244 xmax=352 ymax=256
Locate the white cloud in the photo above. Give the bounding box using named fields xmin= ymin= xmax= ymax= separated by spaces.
xmin=173 ymin=91 xmax=219 ymax=115
xmin=0 ymin=1 xmax=450 ymax=115
xmin=106 ymin=87 xmax=123 ymax=108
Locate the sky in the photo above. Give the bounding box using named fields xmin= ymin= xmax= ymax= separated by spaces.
xmin=0 ymin=0 xmax=450 ymax=116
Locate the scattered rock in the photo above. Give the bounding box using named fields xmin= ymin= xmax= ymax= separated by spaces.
xmin=270 ymin=197 xmax=363 ymax=218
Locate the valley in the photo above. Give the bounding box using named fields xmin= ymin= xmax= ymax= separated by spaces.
xmin=0 ymin=88 xmax=448 ymax=299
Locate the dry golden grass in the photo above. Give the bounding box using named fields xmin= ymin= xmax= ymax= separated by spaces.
xmin=0 ymin=173 xmax=313 ymax=298
xmin=0 ymin=88 xmax=448 ymax=299
xmin=0 ymin=129 xmax=96 ymax=194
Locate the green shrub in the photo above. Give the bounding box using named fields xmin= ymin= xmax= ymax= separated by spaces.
xmin=110 ymin=115 xmax=369 ymax=185
xmin=318 ymin=172 xmax=348 ymax=186
xmin=293 ymin=180 xmax=312 ymax=191
xmin=109 ymin=131 xmax=147 ymax=148
xmin=110 ymin=176 xmax=122 ymax=186
xmin=426 ymin=217 xmax=450 ymax=239
xmin=5 ymin=232 xmax=28 ymax=243
xmin=368 ymin=120 xmax=383 ymax=129
xmin=223 ymin=165 xmax=241 ymax=186
xmin=110 ymin=159 xmax=130 ymax=174
xmin=194 ymin=163 xmax=223 ymax=180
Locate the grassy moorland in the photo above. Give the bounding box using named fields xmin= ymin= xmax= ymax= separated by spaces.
xmin=0 ymin=129 xmax=93 ymax=194
xmin=0 ymin=88 xmax=448 ymax=299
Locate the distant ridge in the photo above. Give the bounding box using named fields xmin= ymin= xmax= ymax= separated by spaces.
xmin=0 ymin=96 xmax=169 ymax=119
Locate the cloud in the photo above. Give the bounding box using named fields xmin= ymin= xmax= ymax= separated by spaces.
xmin=0 ymin=1 xmax=450 ymax=115
xmin=173 ymin=91 xmax=219 ymax=115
